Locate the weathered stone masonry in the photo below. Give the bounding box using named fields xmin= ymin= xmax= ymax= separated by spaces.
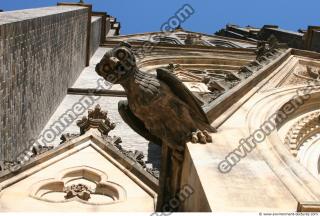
xmin=90 ymin=16 xmax=102 ymax=58
xmin=0 ymin=6 xmax=89 ymax=161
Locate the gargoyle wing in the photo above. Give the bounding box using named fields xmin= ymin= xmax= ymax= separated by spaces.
xmin=156 ymin=68 xmax=211 ymax=124
xmin=118 ymin=100 xmax=161 ymax=145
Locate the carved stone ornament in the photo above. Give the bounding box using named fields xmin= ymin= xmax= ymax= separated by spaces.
xmin=95 ymin=42 xmax=217 ymax=211
xmin=60 ymin=133 xmax=79 ymax=144
xmin=307 ymin=66 xmax=320 ymax=80
xmin=184 ymin=33 xmax=203 ymax=45
xmin=95 ymin=42 xmax=216 ymax=147
xmin=281 ymin=65 xmax=320 ymax=87
xmin=0 ymin=161 xmax=18 ymax=172
xmin=30 ymin=166 xmax=127 ymax=204
xmin=64 ymin=183 xmax=92 ymax=201
xmin=77 ymin=104 xmax=116 ymax=135
xmin=255 ymin=41 xmax=269 ymax=60
xmin=284 ymin=111 xmax=320 ymax=156
xmin=166 ymin=63 xmax=242 ymax=100
xmin=31 ymin=145 xmax=54 ymax=157
xmin=59 ymin=104 xmax=159 ymax=179
xmin=239 ymin=38 xmax=285 ymax=79
xmin=146 ymin=168 xmax=160 ymax=179
xmin=0 ymin=145 xmax=53 ymax=174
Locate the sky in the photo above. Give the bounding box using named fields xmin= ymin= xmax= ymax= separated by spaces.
xmin=1 ymin=0 xmax=319 ymax=35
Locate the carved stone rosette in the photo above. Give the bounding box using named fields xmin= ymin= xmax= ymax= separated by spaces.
xmin=64 ymin=183 xmax=92 ymax=201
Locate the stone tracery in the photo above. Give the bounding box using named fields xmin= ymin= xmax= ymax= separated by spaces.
xmin=30 ymin=166 xmax=127 ymax=204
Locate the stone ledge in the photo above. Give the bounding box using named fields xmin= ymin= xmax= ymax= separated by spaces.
xmin=298 ymin=202 xmax=320 ymax=212
xmin=0 ymin=6 xmax=87 ymax=25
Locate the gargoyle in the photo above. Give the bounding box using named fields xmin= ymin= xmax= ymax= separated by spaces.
xmin=95 ymin=42 xmax=216 ymax=149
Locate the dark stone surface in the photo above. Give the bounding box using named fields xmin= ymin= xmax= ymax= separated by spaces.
xmin=310 ymin=30 xmax=320 ymax=52
xmin=259 ymin=26 xmax=304 ymax=49
xmin=305 ymin=26 xmax=320 ymax=53
xmin=215 ymin=24 xmax=320 ymax=53
xmin=0 ymin=6 xmax=89 ymax=161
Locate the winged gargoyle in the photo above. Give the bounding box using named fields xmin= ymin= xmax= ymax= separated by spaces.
xmin=95 ymin=42 xmax=216 ymax=149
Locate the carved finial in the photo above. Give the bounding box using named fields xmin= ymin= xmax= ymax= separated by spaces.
xmin=88 ymin=104 xmax=107 ymax=119
xmin=77 ymin=104 xmax=116 ymax=135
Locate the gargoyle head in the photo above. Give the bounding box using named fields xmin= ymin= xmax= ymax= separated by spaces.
xmin=95 ymin=42 xmax=137 ymax=84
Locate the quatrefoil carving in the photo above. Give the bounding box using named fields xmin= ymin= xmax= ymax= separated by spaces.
xmin=29 ymin=166 xmax=126 ymax=205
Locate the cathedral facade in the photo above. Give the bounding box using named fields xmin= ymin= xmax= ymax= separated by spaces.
xmin=0 ymin=2 xmax=320 ymax=212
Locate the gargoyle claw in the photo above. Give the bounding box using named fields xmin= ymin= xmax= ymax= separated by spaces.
xmin=191 ymin=130 xmax=212 ymax=144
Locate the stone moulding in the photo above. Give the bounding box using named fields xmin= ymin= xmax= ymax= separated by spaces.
xmin=73 ymin=104 xmax=159 ymax=179
xmin=284 ymin=111 xmax=320 ymax=156
xmin=205 ymin=48 xmax=291 ymax=125
xmin=298 ymin=201 xmax=320 ymax=212
xmin=247 ymin=88 xmax=320 ymax=207
xmin=0 ymin=104 xmax=118 ymax=176
xmin=29 ymin=166 xmax=127 ymax=205
xmin=102 ymin=30 xmax=257 ymax=49
xmin=0 ymin=131 xmax=159 ymax=195
xmin=0 ymin=145 xmax=54 ymax=174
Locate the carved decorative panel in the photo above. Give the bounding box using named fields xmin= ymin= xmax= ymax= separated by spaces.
xmin=30 ymin=166 xmax=126 ymax=205
xmin=276 ymin=58 xmax=320 ymax=87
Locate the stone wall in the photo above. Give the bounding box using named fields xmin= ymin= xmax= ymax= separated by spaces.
xmin=259 ymin=27 xmax=304 ymax=49
xmin=90 ymin=16 xmax=102 ymax=57
xmin=0 ymin=6 xmax=89 ymax=161
xmin=307 ymin=28 xmax=320 ymax=52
